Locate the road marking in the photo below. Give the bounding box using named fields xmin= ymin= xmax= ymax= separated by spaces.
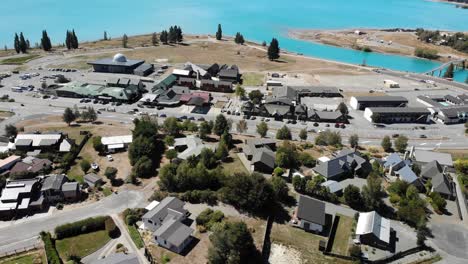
xmin=420 ymin=143 xmax=427 ymax=146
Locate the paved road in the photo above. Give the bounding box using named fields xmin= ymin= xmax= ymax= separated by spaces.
xmin=0 ymin=190 xmax=145 ymax=254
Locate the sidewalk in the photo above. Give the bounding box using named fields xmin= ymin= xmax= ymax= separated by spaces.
xmin=453 ymin=179 xmax=468 ymax=225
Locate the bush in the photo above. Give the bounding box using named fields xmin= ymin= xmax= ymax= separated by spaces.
xmin=273 ymin=167 xmax=284 ymax=177
xmin=180 ymin=190 xmax=218 ymax=204
xmin=415 ymin=47 xmax=439 ymax=60
xmin=80 ymin=160 xmax=91 ymax=173
xmin=149 ymin=190 xmax=169 ymax=202
xmin=315 ymin=130 xmax=342 ymax=147
xmin=298 ymin=152 xmax=316 ymax=167
xmin=105 ymin=218 xmax=120 ymax=238
xmin=104 ymin=167 xmax=118 ymax=180
xmin=349 ymin=245 xmax=362 ymax=258
xmin=196 ymin=208 xmax=225 ymax=231
xmin=123 ymin=208 xmax=147 ymax=226
xmin=92 ymin=136 xmax=105 ymax=154
xmin=40 ymin=231 xmax=61 ymax=264
xmin=54 ymin=216 xmax=109 ymax=239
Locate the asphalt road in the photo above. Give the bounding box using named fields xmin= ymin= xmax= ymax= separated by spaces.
xmin=0 ymin=189 xmax=145 ymax=254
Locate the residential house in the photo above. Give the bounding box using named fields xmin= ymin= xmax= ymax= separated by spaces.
xmin=243 ymin=139 xmax=276 ymax=174
xmin=421 ymin=161 xmax=453 ymax=199
xmin=0 ymin=155 xmax=21 ymax=174
xmin=313 ymin=150 xmax=371 ymax=180
xmin=61 ymin=182 xmax=81 ymax=202
xmin=356 ymin=211 xmax=391 ymax=249
xmin=8 ymin=157 xmax=52 ymax=176
xmin=410 ymin=148 xmax=453 ymax=168
xmin=11 ymin=133 xmax=71 ymax=153
xmin=173 ymin=136 xmax=217 ymax=160
xmin=321 ymin=180 xmax=343 ymax=195
xmin=200 ymin=80 xmax=232 ymax=93
xmin=0 ymin=178 xmax=45 ymax=218
xmin=383 ymin=153 xmax=424 ymax=191
xmin=41 ymin=174 xmax=67 ymax=203
xmin=142 ymin=197 xmax=193 ymax=254
xmin=294 ymin=195 xmax=326 ymax=233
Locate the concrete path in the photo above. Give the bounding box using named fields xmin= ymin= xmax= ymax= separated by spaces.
xmin=453 ymin=179 xmax=468 ymax=225
xmin=111 ymin=214 xmax=149 ymax=264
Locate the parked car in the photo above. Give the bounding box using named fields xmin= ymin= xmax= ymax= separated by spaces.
xmin=392 ymin=134 xmax=400 ymax=138
xmin=91 ymin=163 xmax=99 ymax=171
xmin=313 ymin=122 xmax=319 ymax=127
xmin=250 ymin=116 xmax=256 ymax=120
xmin=107 ymin=155 xmax=113 ymax=161
xmin=335 ymin=123 xmax=340 ymax=128
xmin=419 ymin=135 xmax=427 ymax=138
xmin=197 ymin=117 xmax=205 ymax=121
xmin=157 ymin=106 xmax=164 ymax=110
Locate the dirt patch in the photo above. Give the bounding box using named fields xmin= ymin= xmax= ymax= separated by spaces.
xmin=269 ymin=243 xmax=302 ymax=264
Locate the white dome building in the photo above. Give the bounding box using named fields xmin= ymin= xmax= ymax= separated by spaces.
xmin=113 ymin=53 xmax=128 ymax=63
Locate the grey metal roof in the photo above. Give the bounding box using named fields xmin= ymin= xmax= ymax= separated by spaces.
xmin=89 ymin=58 xmax=144 ymax=67
xmin=432 ymin=173 xmax=452 ymax=196
xmin=367 ymin=107 xmax=430 ymax=114
xmin=134 ymin=63 xmax=153 ymax=73
xmin=41 ymin=174 xmax=66 ymax=191
xmin=413 ymin=150 xmax=453 ymax=167
xmin=421 ymin=160 xmax=443 ymax=179
xmin=142 ymin=197 xmax=186 ymax=222
xmin=62 ymin=182 xmax=79 ymax=192
xmin=15 ymin=139 xmax=32 ymax=146
xmin=353 ymin=96 xmax=408 ymax=103
xmin=314 ymin=111 xmax=343 ymax=120
xmin=321 ymin=180 xmax=343 ymax=193
xmin=396 ymin=165 xmax=418 ymax=184
xmin=154 ymin=218 xmax=193 ymax=247
xmin=219 ymin=68 xmax=238 ymax=78
xmin=438 ymin=106 xmax=468 ymax=118
xmin=90 ymin=253 xmax=139 ymax=264
xmin=84 ymin=173 xmax=102 ymax=183
xmin=313 ymin=158 xmax=347 ymax=179
xmin=264 ymin=104 xmax=291 ymax=116
xmin=38 ymin=139 xmax=58 ymax=146
xmin=297 ymin=195 xmax=326 ymax=225
xmin=251 ymin=148 xmax=275 ymax=169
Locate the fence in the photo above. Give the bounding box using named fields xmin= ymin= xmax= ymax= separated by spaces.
xmin=261 ymin=215 xmax=274 ymax=263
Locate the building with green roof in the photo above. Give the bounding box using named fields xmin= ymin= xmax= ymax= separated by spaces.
xmin=56 ymin=81 xmax=141 ymax=103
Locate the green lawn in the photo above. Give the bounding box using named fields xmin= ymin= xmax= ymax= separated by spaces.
xmin=331 ymin=214 xmax=354 ymax=255
xmin=271 ymin=224 xmax=351 ymax=264
xmin=221 ymin=154 xmax=248 ymax=175
xmin=102 ymin=187 xmax=113 ymax=197
xmin=127 ymin=224 xmax=144 ymax=249
xmin=0 ymin=251 xmax=45 ymax=264
xmin=0 ymin=54 xmax=40 ymax=65
xmin=55 ymin=230 xmax=111 ymax=260
xmin=242 ymin=72 xmax=264 ymax=86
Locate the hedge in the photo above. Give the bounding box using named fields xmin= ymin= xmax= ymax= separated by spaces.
xmin=40 ymin=231 xmax=61 ymax=264
xmin=105 ymin=217 xmax=120 ymax=238
xmin=54 ymin=216 xmax=109 ymax=240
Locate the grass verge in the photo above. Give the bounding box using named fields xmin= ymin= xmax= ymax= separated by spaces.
xmin=242 ymin=72 xmax=264 ymax=86
xmin=0 ymin=54 xmax=40 ymax=65
xmin=127 ymin=224 xmax=145 ymax=249
xmin=55 ymin=230 xmax=111 ymax=260
xmin=0 ymin=250 xmax=45 ymax=264
xmin=331 ymin=214 xmax=354 ymax=255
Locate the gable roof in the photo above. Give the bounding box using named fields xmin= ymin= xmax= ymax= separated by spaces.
xmin=396 ymin=165 xmax=419 ymax=184
xmin=421 ymin=160 xmax=443 ymax=179
xmin=356 ymin=211 xmax=390 ymax=243
xmin=153 ymin=218 xmax=194 ymax=247
xmin=251 ymin=148 xmax=275 ymax=169
xmin=296 ymin=195 xmax=326 ymax=226
xmin=41 ymin=174 xmax=66 ymax=191
xmin=84 ymin=173 xmax=102 ymax=183
xmin=142 ymin=197 xmax=186 ymax=222
xmin=412 ymin=150 xmax=453 ymax=167
xmin=321 ymin=180 xmax=343 ymax=193
xmin=432 ymin=173 xmax=452 ymax=196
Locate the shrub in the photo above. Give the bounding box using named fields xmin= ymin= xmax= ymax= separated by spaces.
xmin=196 ymin=208 xmax=225 ymax=230
xmin=414 ymin=47 xmax=439 ymax=60
xmin=54 ymin=216 xmax=109 ymax=239
xmin=80 ymin=160 xmax=91 ymax=173
xmin=149 ymin=190 xmax=169 ymax=202
xmin=56 ymin=203 xmax=64 ymax=210
xmin=105 ymin=218 xmax=120 ymax=238
xmin=273 ymin=167 xmax=284 ymax=177
xmin=40 ymin=231 xmax=61 ymax=264
xmin=298 ymin=152 xmax=316 ymax=167
xmin=104 ymin=167 xmax=118 ymax=179
xmin=92 ymin=136 xmax=105 ymax=154
xmin=349 ymin=245 xmax=362 ymax=258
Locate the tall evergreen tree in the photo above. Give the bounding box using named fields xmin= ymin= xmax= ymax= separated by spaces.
xmin=65 ymin=30 xmax=72 ymax=50
xmin=216 ymin=24 xmax=222 ymax=40
xmin=268 ymin=38 xmax=280 ymax=60
xmin=41 ymin=30 xmax=52 ymax=51
xmin=122 ymin=34 xmax=128 ymax=48
xmin=151 ymin=32 xmax=158 ymax=46
xmin=176 ymin=26 xmax=183 ymax=43
xmin=160 ymin=30 xmax=168 ymax=44
xmin=103 ymin=31 xmax=108 ymax=41
xmin=234 ymin=32 xmax=245 ymax=44
xmin=26 ymin=40 xmax=30 ymax=49
xmin=19 ymin=32 xmax=27 ymax=53
xmin=168 ymin=26 xmax=177 ymax=43
xmin=71 ymin=30 xmax=78 ymax=49
xmin=14 ymin=33 xmax=20 ymax=54
xmin=443 ymin=63 xmax=454 ymax=79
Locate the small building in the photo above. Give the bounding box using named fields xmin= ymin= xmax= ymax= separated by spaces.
xmin=350 ymin=96 xmax=408 ymax=110
xmin=411 ymin=148 xmax=453 ymax=168
xmin=9 ymin=157 xmax=52 ymax=176
xmin=383 ymin=80 xmax=400 ymax=88
xmin=84 ymin=173 xmax=103 ymax=188
xmin=101 ymin=135 xmax=133 ymax=153
xmin=142 ymin=197 xmax=193 ymax=254
xmin=61 ymin=182 xmax=81 ymax=202
xmin=321 ymin=180 xmax=343 ymax=195
xmin=308 ymin=110 xmax=347 ymax=123
xmin=313 ymin=150 xmax=371 ymax=180
xmin=200 ymin=80 xmax=233 ymax=93
xmin=243 ymin=139 xmax=277 ymax=174
xmin=356 ymin=211 xmax=391 ymax=249
xmin=436 ymin=106 xmax=468 ymax=124
xmin=294 ymin=195 xmax=326 ymax=233
xmin=88 ymin=54 xmax=146 ymax=75
xmin=364 ymin=107 xmax=431 ymax=124
xmin=421 ymin=161 xmax=453 ymax=199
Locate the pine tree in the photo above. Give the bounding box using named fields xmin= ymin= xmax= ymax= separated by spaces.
xmin=216 ymin=24 xmax=222 ymax=40
xmin=71 ymin=30 xmax=78 ymax=49
xmin=41 ymin=30 xmax=52 ymax=51
xmin=3 ymin=45 xmax=7 ymax=51
xmin=14 ymin=33 xmax=20 ymax=54
xmin=176 ymin=26 xmax=183 ymax=43
xmin=234 ymin=32 xmax=245 ymax=44
xmin=151 ymin=32 xmax=158 ymax=46
xmin=19 ymin=32 xmax=27 ymax=53
xmin=268 ymin=38 xmax=280 ymax=60
xmin=160 ymin=30 xmax=168 ymax=44
xmin=103 ymin=31 xmax=108 ymax=41
xmin=26 ymin=40 xmax=30 ymax=49
xmin=65 ymin=30 xmax=72 ymax=50
xmin=122 ymin=34 xmax=128 ymax=48
xmin=168 ymin=26 xmax=176 ymax=43
xmin=443 ymin=63 xmax=454 ymax=79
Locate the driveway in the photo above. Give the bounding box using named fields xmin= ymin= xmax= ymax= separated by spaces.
xmin=429 ymin=222 xmax=468 ymax=261
xmin=0 ymin=190 xmax=145 ymax=254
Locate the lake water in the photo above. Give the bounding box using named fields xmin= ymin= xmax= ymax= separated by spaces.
xmin=1 ymin=0 xmax=467 ymax=81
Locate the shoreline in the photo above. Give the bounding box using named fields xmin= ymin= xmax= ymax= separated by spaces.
xmin=428 ymin=0 xmax=468 ymax=8
xmin=288 ymin=28 xmax=468 ymax=63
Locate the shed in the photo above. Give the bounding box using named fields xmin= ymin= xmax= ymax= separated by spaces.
xmin=84 ymin=173 xmax=103 ymax=188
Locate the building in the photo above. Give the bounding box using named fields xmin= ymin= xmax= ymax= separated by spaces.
xmin=383 ymin=79 xmax=399 ymax=88
xmin=356 ymin=211 xmax=391 ymax=249
xmin=436 ymin=106 xmax=468 ymax=124
xmin=363 ymin=107 xmax=431 ymax=124
xmin=308 ymin=110 xmax=347 ymax=123
xmin=56 ymin=81 xmax=141 ymax=103
xmin=173 ymin=136 xmax=217 ymax=160
xmin=321 ymin=180 xmax=343 ymax=195
xmin=218 ymin=65 xmax=241 ymax=83
xmin=350 ymin=96 xmax=408 ymax=110
xmin=200 ymin=80 xmax=233 ymax=93
xmin=101 ymin=135 xmax=133 ymax=153
xmin=61 ymin=182 xmax=81 ymax=202
xmin=11 ymin=133 xmax=72 ymax=153
xmin=90 ymin=253 xmax=139 ymax=264
xmin=410 ymin=148 xmax=453 ymax=168
xmin=41 ymin=174 xmax=67 ymax=203
xmin=152 ymin=75 xmax=177 ymax=93
xmin=383 ymin=153 xmax=424 ymax=190
xmin=0 ymin=178 xmax=44 ymax=218
xmin=0 ymin=155 xmax=21 ymax=174
xmin=313 ymin=150 xmax=371 ymax=180
xmin=294 ymin=195 xmax=326 ymax=233
xmin=142 ymin=197 xmax=193 ymax=254
xmin=84 ymin=173 xmax=103 ymax=188
xmin=243 ymin=139 xmax=276 ymax=174
xmin=9 ymin=157 xmax=52 ymax=176
xmin=180 ymin=92 xmax=210 ymax=107
xmin=88 ymin=54 xmax=153 ymax=76
xmin=421 ymin=161 xmax=453 ymax=199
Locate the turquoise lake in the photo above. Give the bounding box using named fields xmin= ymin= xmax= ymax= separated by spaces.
xmin=1 ymin=0 xmax=468 ymax=81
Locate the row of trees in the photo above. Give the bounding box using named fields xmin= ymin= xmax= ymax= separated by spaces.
xmin=14 ymin=32 xmax=29 ymax=53
xmin=13 ymin=29 xmax=80 ymax=53
xmin=381 ymin=135 xmax=408 ymax=153
xmin=62 ymin=106 xmax=97 ymax=125
xmin=160 ymin=25 xmax=183 ymax=44
xmin=65 ymin=30 xmax=79 ymax=50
